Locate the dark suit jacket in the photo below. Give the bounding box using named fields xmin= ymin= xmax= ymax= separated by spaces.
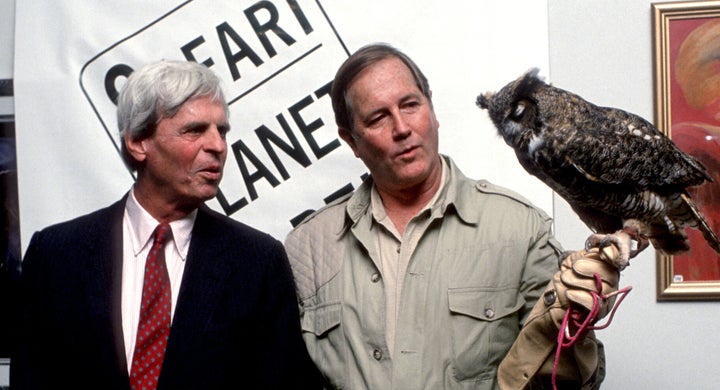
xmin=11 ymin=196 xmax=321 ymax=389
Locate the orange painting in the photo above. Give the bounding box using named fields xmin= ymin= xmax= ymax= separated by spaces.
xmin=668 ymin=17 xmax=720 ymax=282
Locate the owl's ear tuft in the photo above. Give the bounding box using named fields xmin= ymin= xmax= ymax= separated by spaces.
xmin=514 ymin=68 xmax=545 ymax=99
xmin=476 ymin=92 xmax=492 ymax=109
xmin=524 ymin=68 xmax=542 ymax=80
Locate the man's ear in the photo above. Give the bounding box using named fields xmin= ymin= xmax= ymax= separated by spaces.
xmin=338 ymin=127 xmax=360 ymax=158
xmin=123 ymin=132 xmax=148 ymax=164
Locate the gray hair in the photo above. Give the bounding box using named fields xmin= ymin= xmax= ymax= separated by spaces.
xmin=330 ymin=43 xmax=431 ymax=132
xmin=117 ymin=60 xmax=228 ymax=171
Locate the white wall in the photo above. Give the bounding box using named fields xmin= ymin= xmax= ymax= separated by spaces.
xmin=548 ymin=1 xmax=720 ymax=388
xmin=0 ymin=0 xmax=12 ymax=80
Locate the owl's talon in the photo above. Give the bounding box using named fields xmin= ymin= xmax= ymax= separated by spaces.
xmin=585 ymin=231 xmax=632 ymax=270
xmin=619 ymin=223 xmax=649 ymax=260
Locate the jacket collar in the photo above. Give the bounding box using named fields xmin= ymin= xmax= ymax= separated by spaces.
xmin=344 ymin=155 xmax=485 ymax=231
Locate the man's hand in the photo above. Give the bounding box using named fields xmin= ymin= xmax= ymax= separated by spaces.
xmin=554 ymin=230 xmax=631 ymax=325
xmin=497 ymin=232 xmax=633 ymax=389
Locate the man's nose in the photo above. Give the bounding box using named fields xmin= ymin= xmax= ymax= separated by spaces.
xmin=391 ymin=112 xmax=412 ymax=139
xmin=205 ymin=126 xmax=227 ymax=153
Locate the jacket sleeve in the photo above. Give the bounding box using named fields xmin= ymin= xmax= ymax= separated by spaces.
xmin=497 ymin=272 xmax=606 ymax=390
xmin=11 ymin=232 xmax=53 ymax=389
xmin=498 ymin=213 xmax=609 ymax=390
xmin=251 ymin=240 xmax=324 ymax=389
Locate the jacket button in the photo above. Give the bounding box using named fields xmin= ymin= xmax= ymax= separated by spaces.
xmin=484 ymin=308 xmax=495 ymax=318
xmin=371 ymin=273 xmax=381 ymax=283
xmin=373 ymin=348 xmax=383 ymax=360
xmin=543 ymin=290 xmax=557 ymax=306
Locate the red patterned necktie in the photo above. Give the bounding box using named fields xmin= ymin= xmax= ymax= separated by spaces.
xmin=130 ymin=223 xmax=172 ymax=390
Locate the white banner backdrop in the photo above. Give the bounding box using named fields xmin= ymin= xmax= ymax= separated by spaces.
xmin=14 ymin=0 xmax=551 ymax=251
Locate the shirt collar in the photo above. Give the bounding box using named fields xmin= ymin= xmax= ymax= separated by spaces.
xmin=369 ymin=157 xmax=449 ymax=224
xmin=124 ymin=188 xmax=197 ymax=260
xmin=347 ymin=155 xmax=483 ymax=227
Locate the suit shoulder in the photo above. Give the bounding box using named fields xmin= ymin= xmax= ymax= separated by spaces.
xmin=197 ymin=206 xmax=281 ymax=247
xmin=32 ymin=200 xmax=124 ymax=240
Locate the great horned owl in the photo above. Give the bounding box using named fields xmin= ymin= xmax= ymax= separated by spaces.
xmin=476 ymin=68 xmax=720 ymax=263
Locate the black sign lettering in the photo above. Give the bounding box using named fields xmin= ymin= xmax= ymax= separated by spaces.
xmin=289 ymin=179 xmax=363 ymax=227
xmin=216 ymin=188 xmax=249 ymax=215
xmin=104 ymin=64 xmax=134 ymax=104
xmin=289 ymin=81 xmax=338 ymax=159
xmin=232 ymin=137 xmax=281 ymax=201
xmin=257 ymin=113 xmax=311 ymax=181
xmin=287 ymin=0 xmax=313 ymax=34
xmin=245 ymin=1 xmax=297 ymax=58
xmin=217 ymin=21 xmax=264 ymax=81
xmin=181 ymin=36 xmax=215 ymax=67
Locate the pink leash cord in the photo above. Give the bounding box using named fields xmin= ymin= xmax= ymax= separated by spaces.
xmin=551 ymin=273 xmax=632 ymax=389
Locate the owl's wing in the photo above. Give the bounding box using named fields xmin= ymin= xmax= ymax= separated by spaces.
xmin=558 ymin=108 xmax=710 ymax=189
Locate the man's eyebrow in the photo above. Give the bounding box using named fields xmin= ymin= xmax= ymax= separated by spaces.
xmin=400 ymin=92 xmax=423 ymax=102
xmin=180 ymin=121 xmax=210 ymax=130
xmin=218 ymin=123 xmax=231 ymax=133
xmin=364 ymin=92 xmax=423 ymax=113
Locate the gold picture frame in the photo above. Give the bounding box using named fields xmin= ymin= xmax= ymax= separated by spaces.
xmin=653 ymin=1 xmax=720 ymax=300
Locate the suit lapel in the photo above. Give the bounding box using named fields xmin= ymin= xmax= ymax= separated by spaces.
xmin=84 ymin=197 xmax=131 ymax=380
xmin=162 ymin=207 xmax=232 ymax=367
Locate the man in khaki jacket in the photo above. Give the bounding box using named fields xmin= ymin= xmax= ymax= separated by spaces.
xmin=285 ymin=43 xmax=626 ymax=389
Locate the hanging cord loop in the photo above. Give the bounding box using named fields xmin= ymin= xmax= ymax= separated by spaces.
xmin=551 ymin=271 xmax=632 ymax=390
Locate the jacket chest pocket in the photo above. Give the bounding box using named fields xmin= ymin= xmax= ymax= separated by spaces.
xmin=447 ymin=287 xmax=524 ymax=382
xmin=300 ymin=300 xmax=345 ymax=388
xmin=302 ymin=301 xmax=342 ymax=337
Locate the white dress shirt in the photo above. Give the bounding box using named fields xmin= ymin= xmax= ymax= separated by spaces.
xmin=121 ymin=189 xmax=196 ymax=368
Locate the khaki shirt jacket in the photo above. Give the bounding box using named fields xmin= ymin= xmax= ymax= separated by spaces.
xmin=285 ymin=156 xmax=598 ymax=389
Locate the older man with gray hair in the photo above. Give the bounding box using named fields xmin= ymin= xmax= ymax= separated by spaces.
xmin=12 ymin=60 xmax=320 ymax=389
